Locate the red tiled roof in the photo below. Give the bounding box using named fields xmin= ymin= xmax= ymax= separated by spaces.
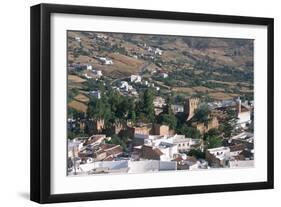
xmin=141 ymin=145 xmax=163 ymax=160
xmin=153 ymin=148 xmax=164 ymax=156
xmin=172 ymin=156 xmax=183 ymax=162
xmin=105 ymin=146 xmax=123 ymax=156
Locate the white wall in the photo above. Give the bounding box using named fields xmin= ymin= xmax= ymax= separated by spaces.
xmin=0 ymin=0 xmax=280 ymax=206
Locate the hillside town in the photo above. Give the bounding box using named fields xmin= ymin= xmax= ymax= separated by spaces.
xmin=67 ymin=31 xmax=254 ymax=175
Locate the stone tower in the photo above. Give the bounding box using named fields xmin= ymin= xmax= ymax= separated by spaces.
xmin=184 ymin=97 xmax=200 ymax=121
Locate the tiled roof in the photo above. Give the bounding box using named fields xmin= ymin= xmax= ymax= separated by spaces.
xmin=229 ymin=143 xmax=246 ymax=152
xmin=239 ymin=149 xmax=253 ymax=158
xmin=172 ymin=156 xmax=183 ymax=162
xmin=141 ymin=145 xmax=163 ymax=160
xmin=153 ymin=148 xmax=164 ymax=156
xmin=105 ymin=145 xmax=123 ymax=156
xmin=84 ymin=134 xmax=105 ymax=145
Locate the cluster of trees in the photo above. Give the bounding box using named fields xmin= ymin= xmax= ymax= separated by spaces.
xmin=219 ymin=108 xmax=238 ymax=138
xmin=85 ymin=88 xmax=160 ymax=126
xmin=204 ymin=128 xmax=222 ymax=149
xmin=176 ymin=125 xmax=201 ymax=139
xmin=156 ymin=96 xmax=177 ymax=129
xmin=87 ymin=89 xmax=135 ymax=126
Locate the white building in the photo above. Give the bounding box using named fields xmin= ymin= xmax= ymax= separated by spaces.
xmin=96 ymin=70 xmax=102 ymax=76
xmin=86 ymin=64 xmax=92 ymax=70
xmin=206 ymin=147 xmax=231 ymax=167
xmin=171 ymin=104 xmax=184 ymax=113
xmin=90 ymin=70 xmax=103 ymax=77
xmin=75 ymin=36 xmax=81 ymax=42
xmin=84 ymin=73 xmax=92 ymax=79
xmin=160 ymin=73 xmax=168 ymax=78
xmin=155 ymin=48 xmax=162 ymax=55
xmin=170 ymin=135 xmax=201 ymax=152
xmin=230 ymin=132 xmax=254 ymax=143
xmin=135 ymin=134 xmax=200 ymax=157
xmin=89 ymin=90 xmax=101 ymax=99
xmin=157 ymin=142 xmax=178 ymax=161
xmin=153 ymin=96 xmax=166 ymax=108
xmin=130 ymin=75 xmax=142 ymax=83
xmin=120 ymin=81 xmax=130 ymax=91
xmin=96 ymin=34 xmax=108 ymax=39
xmin=98 ymin=57 xmax=113 ymax=65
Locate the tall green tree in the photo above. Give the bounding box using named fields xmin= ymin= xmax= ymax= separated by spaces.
xmin=221 ymin=108 xmax=237 ymax=138
xmin=127 ymin=98 xmax=136 ymax=122
xmin=205 ymin=135 xmax=222 ymax=149
xmin=158 ymin=95 xmax=177 ymax=129
xmin=177 ymin=124 xmax=201 ymax=139
xmin=142 ymin=89 xmax=155 ymax=122
xmin=158 ymin=114 xmax=177 ymax=129
xmin=203 ymin=128 xmax=220 ymax=140
xmin=87 ymin=97 xmax=105 ymax=120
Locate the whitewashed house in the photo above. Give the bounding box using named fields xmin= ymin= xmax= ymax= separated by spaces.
xmin=155 ymin=48 xmax=163 ymax=55
xmin=75 ymin=36 xmax=81 ymax=42
xmin=89 ymin=90 xmax=101 ymax=99
xmin=206 ymin=147 xmax=231 ymax=167
xmin=160 ymin=73 xmax=168 ymax=78
xmin=86 ymin=64 xmax=92 ymax=70
xmin=130 ymin=75 xmax=142 ymax=83
xmin=98 ymin=57 xmax=113 ymax=65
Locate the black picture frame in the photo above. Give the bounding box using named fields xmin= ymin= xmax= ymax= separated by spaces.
xmin=30 ymin=3 xmax=274 ymax=204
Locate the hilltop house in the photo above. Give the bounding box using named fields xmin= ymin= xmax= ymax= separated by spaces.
xmin=155 ymin=48 xmax=163 ymax=55
xmin=75 ymin=36 xmax=81 ymax=42
xmin=89 ymin=90 xmax=101 ymax=99
xmin=160 ymin=72 xmax=168 ymax=78
xmin=130 ymin=75 xmax=142 ymax=83
xmin=86 ymin=64 xmax=92 ymax=70
xmin=171 ymin=104 xmax=184 ymax=114
xmin=98 ymin=57 xmax=113 ymax=65
xmin=84 ymin=69 xmax=102 ymax=80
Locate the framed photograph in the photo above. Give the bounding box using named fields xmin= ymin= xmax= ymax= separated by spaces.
xmin=30 ymin=3 xmax=274 ymax=203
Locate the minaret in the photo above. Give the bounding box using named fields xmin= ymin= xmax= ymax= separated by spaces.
xmin=236 ymin=97 xmax=241 ymax=116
